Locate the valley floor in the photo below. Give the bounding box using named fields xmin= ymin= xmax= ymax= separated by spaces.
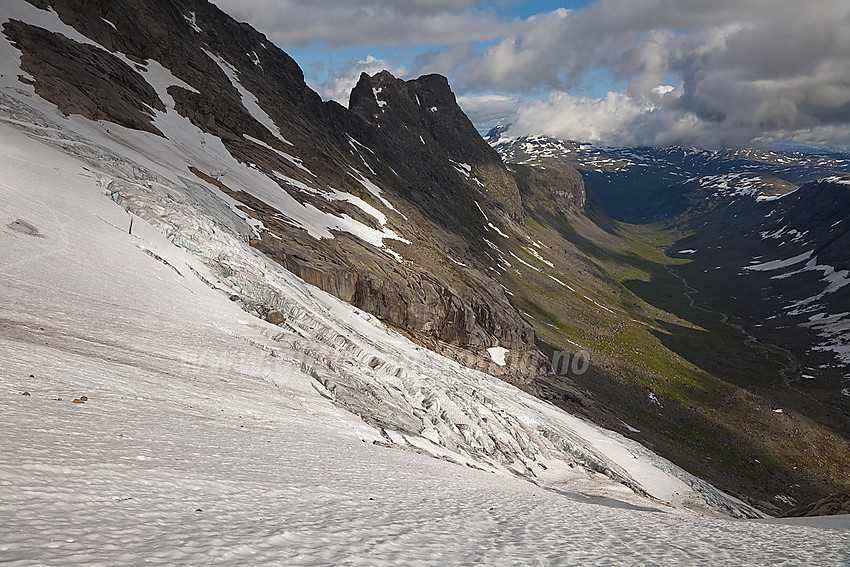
xmin=0 ymin=118 xmax=848 ymax=566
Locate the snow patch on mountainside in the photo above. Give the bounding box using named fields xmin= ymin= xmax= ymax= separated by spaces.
xmin=372 ymin=87 xmax=387 ymax=109
xmin=804 ymin=313 xmax=850 ymax=364
xmin=820 ymin=175 xmax=850 ymax=185
xmin=184 ymin=10 xmax=202 ymax=33
xmin=741 ymin=248 xmax=850 ymax=366
xmin=243 ymin=134 xmax=314 ymax=175
xmin=487 ymin=346 xmax=509 ymax=366
xmin=744 ymin=251 xmax=814 ymax=271
xmin=202 ymin=48 xmax=291 ymax=146
xmin=691 ymin=173 xmax=796 ymax=201
xmin=349 ymin=170 xmax=404 ymax=217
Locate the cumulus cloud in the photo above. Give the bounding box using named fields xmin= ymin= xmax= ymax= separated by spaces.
xmin=213 ymin=0 xmax=850 ymax=149
xmin=506 ymin=91 xmax=656 ymax=147
xmin=416 ymin=0 xmax=850 ymax=148
xmin=305 ymin=55 xmax=403 ymax=106
xmin=456 ymin=94 xmax=520 ymax=133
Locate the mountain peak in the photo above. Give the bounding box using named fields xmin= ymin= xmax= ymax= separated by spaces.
xmin=349 ymin=70 xmax=505 ymax=168
xmin=349 ymin=71 xmax=455 ymax=120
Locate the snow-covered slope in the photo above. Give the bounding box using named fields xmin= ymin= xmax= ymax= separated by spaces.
xmin=3 ymin=87 xmax=850 ymax=566
xmin=0 ymin=20 xmax=778 ymax=512
xmin=0 ymin=0 xmax=732 ymax=516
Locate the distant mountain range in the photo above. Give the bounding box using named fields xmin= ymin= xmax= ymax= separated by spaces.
xmin=487 ymin=127 xmax=849 ymax=220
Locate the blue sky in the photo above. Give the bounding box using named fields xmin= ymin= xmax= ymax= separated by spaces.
xmin=213 ymin=0 xmax=850 ymax=150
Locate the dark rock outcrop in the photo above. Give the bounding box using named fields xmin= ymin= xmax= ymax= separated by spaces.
xmin=4 ymin=19 xmax=165 ymax=135
xmin=349 ymin=71 xmax=524 ymax=228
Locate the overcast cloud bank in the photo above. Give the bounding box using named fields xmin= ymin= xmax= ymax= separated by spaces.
xmin=213 ymin=0 xmax=850 ymax=149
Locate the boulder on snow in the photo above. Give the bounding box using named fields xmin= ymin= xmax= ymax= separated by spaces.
xmin=267 ymin=311 xmax=286 ymax=326
xmin=8 ymin=219 xmax=43 ymax=238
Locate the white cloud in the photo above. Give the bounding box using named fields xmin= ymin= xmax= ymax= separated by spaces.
xmin=506 ymin=91 xmax=657 ymax=147
xmin=456 ymin=94 xmax=520 ymax=133
xmin=435 ymin=0 xmax=850 ymax=148
xmin=212 ymin=0 xmax=850 ymax=149
xmin=210 ymin=0 xmax=511 ymax=47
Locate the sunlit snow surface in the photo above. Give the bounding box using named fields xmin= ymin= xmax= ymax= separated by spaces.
xmin=1 ymin=3 xmax=849 ymax=563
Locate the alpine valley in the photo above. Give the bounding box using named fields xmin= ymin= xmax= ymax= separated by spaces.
xmin=1 ymin=0 xmax=849 ymax=563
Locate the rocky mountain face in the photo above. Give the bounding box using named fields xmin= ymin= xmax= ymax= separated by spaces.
xmin=4 ymin=0 xmax=547 ymax=385
xmin=659 ymin=176 xmax=850 ymax=430
xmin=3 ymin=0 xmax=849 ymax=514
xmin=640 ymin=172 xmax=799 ymax=221
xmin=349 ymin=71 xmax=524 ymax=226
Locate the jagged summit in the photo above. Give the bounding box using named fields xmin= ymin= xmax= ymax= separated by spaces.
xmin=351 ymin=71 xmax=497 ymax=166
